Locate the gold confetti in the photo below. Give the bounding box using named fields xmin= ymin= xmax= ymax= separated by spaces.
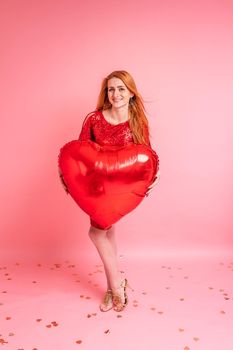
xmin=87 ymin=314 xmax=92 ymax=318
xmin=85 ymin=296 xmax=91 ymax=299
xmin=5 ymin=316 xmax=11 ymax=320
xmin=179 ymin=328 xmax=184 ymax=332
xmin=36 ymin=318 xmax=42 ymax=322
xmin=150 ymin=307 xmax=156 ymax=311
xmin=46 ymin=324 xmax=52 ymax=328
xmin=92 ymin=313 xmax=97 ymax=316
xmin=104 ymin=329 xmax=110 ymax=334
xmin=76 ymin=340 xmax=82 ymax=344
xmin=180 ymin=298 xmax=185 ymax=301
xmin=117 ymin=315 xmax=122 ymax=318
xmin=0 ymin=339 xmax=8 ymax=344
xmin=8 ymin=332 xmax=14 ymax=336
xmin=220 ymin=310 xmax=226 ymax=314
xmin=142 ymin=292 xmax=147 ymax=295
xmin=158 ymin=311 xmax=163 ymax=314
xmin=32 ymin=281 xmax=37 ymax=283
xmin=51 ymin=321 xmax=59 ymax=326
xmin=208 ymin=287 xmax=214 ymax=290
xmin=184 ymin=347 xmax=190 ymax=350
xmin=80 ymin=295 xmax=84 ymax=298
xmin=193 ymin=337 xmax=199 ymax=341
xmin=184 ymin=276 xmax=189 ymax=279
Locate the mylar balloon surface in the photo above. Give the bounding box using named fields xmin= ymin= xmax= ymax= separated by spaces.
xmin=58 ymin=140 xmax=159 ymax=229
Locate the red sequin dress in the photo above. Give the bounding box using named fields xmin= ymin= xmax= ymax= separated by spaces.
xmin=78 ymin=110 xmax=156 ymax=229
xmin=78 ymin=110 xmax=134 ymax=146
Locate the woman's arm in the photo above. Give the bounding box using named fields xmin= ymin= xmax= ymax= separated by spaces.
xmin=146 ymin=169 xmax=160 ymax=196
xmin=58 ymin=167 xmax=69 ymax=194
xmin=146 ymin=138 xmax=160 ymax=196
xmin=78 ymin=112 xmax=94 ymax=141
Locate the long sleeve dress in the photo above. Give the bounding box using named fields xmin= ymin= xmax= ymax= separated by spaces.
xmin=78 ymin=110 xmax=135 ymax=147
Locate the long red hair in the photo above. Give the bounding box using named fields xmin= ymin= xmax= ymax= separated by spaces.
xmin=96 ymin=70 xmax=150 ymax=145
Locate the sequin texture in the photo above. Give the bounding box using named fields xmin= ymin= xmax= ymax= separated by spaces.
xmin=78 ymin=110 xmax=134 ymax=146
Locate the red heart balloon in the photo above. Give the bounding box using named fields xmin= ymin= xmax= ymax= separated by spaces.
xmin=58 ymin=140 xmax=159 ymax=229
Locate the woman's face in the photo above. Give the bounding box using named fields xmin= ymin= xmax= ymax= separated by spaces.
xmin=107 ymin=77 xmax=133 ymax=109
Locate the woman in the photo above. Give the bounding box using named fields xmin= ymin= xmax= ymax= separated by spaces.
xmin=59 ymin=70 xmax=160 ymax=312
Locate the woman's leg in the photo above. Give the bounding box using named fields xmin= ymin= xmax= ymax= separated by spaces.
xmin=88 ymin=225 xmax=120 ymax=291
xmin=106 ymin=225 xmax=117 ymax=256
xmin=89 ymin=224 xmax=127 ymax=311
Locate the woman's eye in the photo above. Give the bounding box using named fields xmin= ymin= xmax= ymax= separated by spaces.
xmin=119 ymin=88 xmax=125 ymax=91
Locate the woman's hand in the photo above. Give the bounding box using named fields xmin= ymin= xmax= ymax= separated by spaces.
xmin=146 ymin=169 xmax=160 ymax=196
xmin=58 ymin=168 xmax=69 ymax=194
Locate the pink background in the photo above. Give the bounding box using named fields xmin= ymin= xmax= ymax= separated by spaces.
xmin=1 ymin=2 xmax=233 ymax=350
xmin=1 ymin=0 xmax=233 ymax=260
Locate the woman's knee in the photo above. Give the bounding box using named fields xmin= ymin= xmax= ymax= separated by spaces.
xmin=88 ymin=225 xmax=107 ymax=242
xmin=106 ymin=224 xmax=115 ymax=237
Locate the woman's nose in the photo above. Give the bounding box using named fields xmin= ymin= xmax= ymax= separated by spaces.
xmin=113 ymin=89 xmax=120 ymax=97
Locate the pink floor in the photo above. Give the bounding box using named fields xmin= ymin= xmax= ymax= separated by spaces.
xmin=1 ymin=252 xmax=233 ymax=350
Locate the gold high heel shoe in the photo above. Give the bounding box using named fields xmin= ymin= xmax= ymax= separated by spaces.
xmin=99 ymin=289 xmax=113 ymax=312
xmin=112 ymin=279 xmax=134 ymax=312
